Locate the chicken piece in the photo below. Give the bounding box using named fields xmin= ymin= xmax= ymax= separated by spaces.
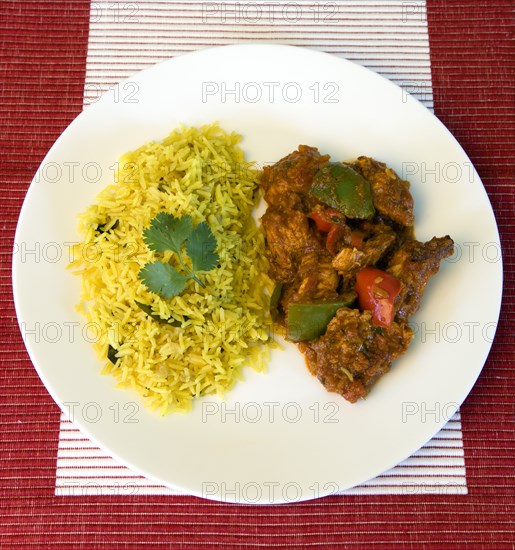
xmin=387 ymin=236 xmax=454 ymax=322
xmin=332 ymin=222 xmax=396 ymax=278
xmin=261 ymin=206 xmax=314 ymax=283
xmin=362 ymin=226 xmax=397 ymax=264
xmin=292 ymin=249 xmax=340 ymax=302
xmin=260 ymin=178 xmax=303 ymax=211
xmin=301 ymin=308 xmax=413 ymax=403
xmin=260 ymin=145 xmax=329 ymax=211
xmin=353 ymin=156 xmax=414 ymax=227
xmin=332 ymin=247 xmax=366 ymax=278
xmin=277 ymin=242 xmax=342 ymax=317
xmin=295 ymin=251 xmax=340 ymax=302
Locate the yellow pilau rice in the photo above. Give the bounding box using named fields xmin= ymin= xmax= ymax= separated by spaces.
xmin=69 ymin=123 xmax=274 ymax=414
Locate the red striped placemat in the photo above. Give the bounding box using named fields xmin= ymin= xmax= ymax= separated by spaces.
xmin=1 ymin=0 xmax=513 ymax=547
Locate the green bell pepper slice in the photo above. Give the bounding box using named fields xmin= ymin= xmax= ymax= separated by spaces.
xmin=311 ymin=162 xmax=375 ymax=220
xmin=287 ymin=294 xmax=355 ymax=342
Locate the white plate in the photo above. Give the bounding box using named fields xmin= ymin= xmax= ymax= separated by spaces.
xmin=13 ymin=44 xmax=502 ymax=504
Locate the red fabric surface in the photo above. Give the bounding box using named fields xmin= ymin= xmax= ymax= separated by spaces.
xmin=1 ymin=0 xmax=514 ymax=548
xmin=427 ymin=0 xmax=515 ymax=505
xmin=0 ymin=0 xmax=90 ymax=503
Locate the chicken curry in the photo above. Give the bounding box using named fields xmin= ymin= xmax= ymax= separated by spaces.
xmin=260 ymin=146 xmax=454 ymax=403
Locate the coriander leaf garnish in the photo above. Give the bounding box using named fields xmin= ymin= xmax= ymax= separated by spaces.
xmin=185 ymin=222 xmax=219 ymax=272
xmin=107 ymin=344 xmax=119 ymax=365
xmin=143 ymin=212 xmax=193 ymax=255
xmin=139 ymin=261 xmax=188 ymax=299
xmin=139 ymin=213 xmax=219 ymax=299
xmin=96 ymin=219 xmax=119 ymax=234
xmin=134 ymin=300 xmax=182 ymax=326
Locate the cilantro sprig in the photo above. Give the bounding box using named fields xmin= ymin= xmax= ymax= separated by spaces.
xmin=138 ymin=212 xmax=219 ymax=299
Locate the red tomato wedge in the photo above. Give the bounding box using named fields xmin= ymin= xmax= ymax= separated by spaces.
xmin=308 ymin=208 xmax=347 ymax=255
xmin=355 ymin=267 xmax=401 ymax=328
xmin=326 ymin=224 xmax=347 ymax=255
xmin=308 ymin=212 xmax=334 ymax=233
xmin=308 ymin=208 xmax=345 ymax=233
